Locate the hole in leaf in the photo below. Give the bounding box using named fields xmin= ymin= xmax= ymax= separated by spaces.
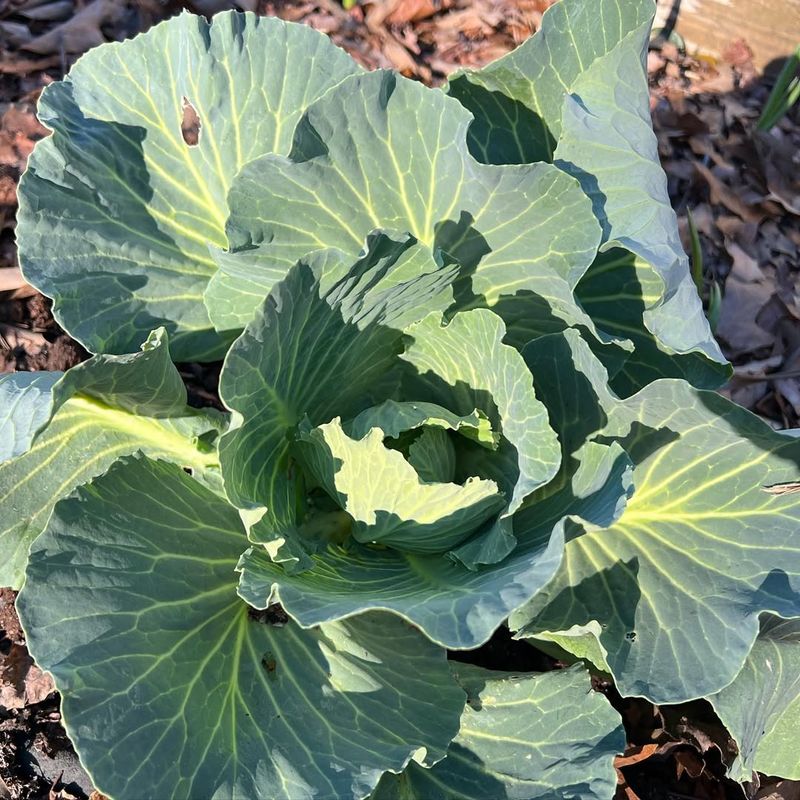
xmin=181 ymin=97 xmax=201 ymax=147
xmin=625 ymin=631 xmax=637 ymax=642
xmin=248 ymin=603 xmax=289 ymax=626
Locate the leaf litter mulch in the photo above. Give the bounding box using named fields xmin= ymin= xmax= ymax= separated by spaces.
xmin=1 ymin=1 xmax=800 ymax=798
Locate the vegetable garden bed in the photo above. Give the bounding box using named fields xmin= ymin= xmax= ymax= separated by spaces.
xmin=1 ymin=1 xmax=800 ymax=799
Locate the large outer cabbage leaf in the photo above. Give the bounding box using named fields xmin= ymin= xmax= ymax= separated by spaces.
xmin=709 ymin=615 xmax=800 ymax=781
xmin=371 ymin=664 xmax=624 ymax=800
xmin=0 ymin=329 xmax=224 ymax=588
xmin=447 ymin=0 xmax=728 ymax=391
xmin=17 ymin=456 xmax=465 ymax=800
xmin=16 ymin=11 xmax=361 ymax=361
xmin=511 ymin=332 xmax=800 ymax=702
xmin=446 ymin=0 xmax=654 ymax=163
xmin=206 ymin=69 xmax=602 ymax=343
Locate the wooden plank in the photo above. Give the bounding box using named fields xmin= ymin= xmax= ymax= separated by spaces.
xmin=655 ymin=0 xmax=800 ymax=70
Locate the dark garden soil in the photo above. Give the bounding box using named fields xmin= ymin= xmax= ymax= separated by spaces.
xmin=1 ymin=1 xmax=799 ymax=798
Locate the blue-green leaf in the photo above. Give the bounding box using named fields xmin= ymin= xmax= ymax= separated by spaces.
xmin=709 ymin=615 xmax=800 ymax=781
xmin=207 ymin=69 xmax=601 ymax=340
xmin=513 ymin=371 xmax=800 ymax=702
xmin=0 ymin=371 xmax=61 ymax=462
xmin=17 ymin=11 xmax=362 ymax=360
xmin=17 ymin=456 xmax=465 ymax=800
xmin=0 ymin=329 xmax=224 ymax=588
xmin=371 ymin=664 xmax=624 ymax=800
xmin=218 ymin=231 xmax=457 ymax=520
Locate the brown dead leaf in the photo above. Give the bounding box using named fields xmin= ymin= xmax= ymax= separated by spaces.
xmin=386 ymin=0 xmax=443 ymax=25
xmin=615 ymin=743 xmax=659 ymax=768
xmin=0 ymin=52 xmax=61 ymax=74
xmin=756 ymin=780 xmax=800 ymax=800
xmin=379 ymin=33 xmax=419 ymax=75
xmin=0 ymin=642 xmax=55 ymax=709
xmin=694 ymin=161 xmax=768 ymax=224
xmin=22 ymin=0 xmax=127 ymax=54
xmin=674 ymin=748 xmax=705 ymax=779
xmin=722 ymin=38 xmax=755 ymax=70
xmin=716 ymin=278 xmax=774 ymax=353
xmin=755 ymin=131 xmax=800 ymax=217
xmin=0 ymin=267 xmax=28 ymax=293
xmin=725 ymin=240 xmax=763 ymax=281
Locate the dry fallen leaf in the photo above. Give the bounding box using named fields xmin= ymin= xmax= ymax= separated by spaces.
xmin=21 ymin=0 xmax=127 ymax=54
xmin=615 ymin=743 xmax=659 ymax=769
xmin=756 ymin=131 xmax=800 ymax=217
xmin=0 ymin=642 xmax=55 ymax=709
xmin=757 ymin=781 xmax=800 ymax=800
xmin=694 ymin=161 xmax=768 ymax=224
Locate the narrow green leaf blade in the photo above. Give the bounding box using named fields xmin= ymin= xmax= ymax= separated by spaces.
xmin=0 ymin=329 xmax=223 ymax=588
xmin=18 ymin=456 xmax=465 ymax=800
xmin=17 ymin=11 xmax=361 ymax=360
xmin=371 ymin=664 xmax=624 ymax=800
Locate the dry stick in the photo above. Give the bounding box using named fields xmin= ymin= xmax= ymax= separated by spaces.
xmin=733 ymin=367 xmax=800 ymax=382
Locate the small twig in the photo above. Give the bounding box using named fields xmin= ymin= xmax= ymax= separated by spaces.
xmin=733 ymin=368 xmax=800 ymax=383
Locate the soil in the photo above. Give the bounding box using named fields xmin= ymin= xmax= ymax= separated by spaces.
xmin=0 ymin=1 xmax=799 ymax=799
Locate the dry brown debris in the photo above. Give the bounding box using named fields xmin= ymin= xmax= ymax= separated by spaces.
xmin=649 ymin=40 xmax=800 ymax=428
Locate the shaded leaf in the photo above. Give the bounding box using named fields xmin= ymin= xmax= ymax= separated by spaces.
xmin=17 ymin=456 xmax=465 ymax=800
xmin=513 ymin=367 xmax=800 ymax=702
xmin=710 ymin=615 xmax=800 ymax=781
xmin=0 ymin=371 xmax=61 ymax=462
xmin=371 ymin=664 xmax=624 ymax=800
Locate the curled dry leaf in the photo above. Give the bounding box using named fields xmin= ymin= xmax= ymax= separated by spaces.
xmin=756 ymin=131 xmax=800 ymax=217
xmin=0 ymin=642 xmax=55 ymax=709
xmin=21 ymin=0 xmax=128 ymax=54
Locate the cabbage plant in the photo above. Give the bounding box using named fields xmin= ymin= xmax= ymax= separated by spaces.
xmin=4 ymin=0 xmax=800 ymax=797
